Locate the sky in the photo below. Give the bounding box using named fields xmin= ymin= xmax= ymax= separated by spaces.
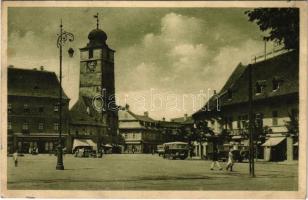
xmin=7 ymin=7 xmax=272 ymax=120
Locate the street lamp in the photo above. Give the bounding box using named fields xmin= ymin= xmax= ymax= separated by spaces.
xmin=56 ymin=19 xmax=74 ymax=170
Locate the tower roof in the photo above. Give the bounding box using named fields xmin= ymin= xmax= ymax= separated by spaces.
xmin=87 ymin=28 xmax=107 ymax=47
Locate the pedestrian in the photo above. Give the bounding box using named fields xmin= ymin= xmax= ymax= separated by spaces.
xmin=210 ymin=148 xmax=222 ymax=170
xmin=226 ymin=148 xmax=234 ymax=171
xmin=13 ymin=150 xmax=18 ymax=167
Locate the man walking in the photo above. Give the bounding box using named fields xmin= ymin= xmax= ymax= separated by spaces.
xmin=13 ymin=150 xmax=18 ymax=167
xmin=210 ymin=147 xmax=222 ymax=170
xmin=226 ymin=148 xmax=234 ymax=171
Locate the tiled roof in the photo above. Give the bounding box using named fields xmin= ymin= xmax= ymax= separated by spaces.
xmin=8 ymin=67 xmax=69 ymax=99
xmin=157 ymin=121 xmax=182 ymax=128
xmin=193 ymin=51 xmax=299 ymax=118
xmin=69 ymin=95 xmax=105 ymax=126
xmin=130 ymin=112 xmax=156 ymax=123
xmin=171 ymin=116 xmax=194 ymax=125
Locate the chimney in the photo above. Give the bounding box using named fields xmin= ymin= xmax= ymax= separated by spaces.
xmin=33 ymin=68 xmax=37 ymax=70
xmin=125 ymin=104 xmax=130 ymax=110
xmin=144 ymin=111 xmax=149 ymax=117
xmin=40 ymin=66 xmax=44 ymax=71
xmin=213 ymin=90 xmax=216 ymax=95
xmin=184 ymin=114 xmax=188 ymax=120
xmin=162 ymin=117 xmax=165 ymax=121
xmin=8 ymin=65 xmax=14 ymax=68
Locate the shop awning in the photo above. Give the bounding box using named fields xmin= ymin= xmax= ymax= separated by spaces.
xmin=232 ymin=135 xmax=242 ymax=140
xmin=103 ymin=144 xmax=112 ymax=148
xmin=270 ymin=126 xmax=288 ymax=133
xmin=72 ymin=139 xmax=97 ymax=150
xmin=86 ymin=139 xmax=97 ymax=150
xmin=261 ymin=137 xmax=286 ymax=147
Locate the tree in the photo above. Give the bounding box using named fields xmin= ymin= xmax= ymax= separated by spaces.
xmin=245 ymin=8 xmax=299 ymax=50
xmin=193 ymin=120 xmax=214 ymax=159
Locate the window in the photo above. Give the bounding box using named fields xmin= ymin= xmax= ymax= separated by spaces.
xmin=38 ymin=106 xmax=44 ymax=113
xmin=272 ymin=77 xmax=283 ymax=92
xmin=272 ymin=111 xmax=278 ymax=126
xmin=228 ymin=117 xmax=233 ymax=130
xmin=8 ymin=121 xmax=12 ymax=130
xmin=8 ymin=103 xmax=12 ymax=113
xmin=38 ymin=122 xmax=44 ymax=130
xmin=89 ymin=49 xmax=93 ymax=59
xmin=53 ymin=123 xmax=59 ymax=131
xmin=255 ymin=113 xmax=263 ymax=128
xmin=255 ymin=80 xmax=266 ymax=95
xmin=54 ymin=105 xmax=59 ymax=112
xmin=272 ymin=79 xmax=280 ymax=91
xmin=24 ymin=104 xmax=29 ymax=112
xmin=237 ymin=116 xmax=241 ymax=129
xmin=255 ymin=83 xmax=262 ymax=94
xmin=22 ymin=122 xmax=29 ymax=130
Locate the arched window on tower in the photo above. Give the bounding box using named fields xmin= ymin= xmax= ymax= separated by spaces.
xmin=89 ymin=49 xmax=93 ymax=59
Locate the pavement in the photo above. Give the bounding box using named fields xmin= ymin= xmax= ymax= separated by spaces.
xmin=7 ymin=154 xmax=298 ymax=190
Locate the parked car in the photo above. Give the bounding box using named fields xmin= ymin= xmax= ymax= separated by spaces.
xmin=163 ymin=142 xmax=189 ymax=160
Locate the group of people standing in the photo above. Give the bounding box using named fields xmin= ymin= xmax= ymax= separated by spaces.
xmin=210 ymin=147 xmax=235 ymax=171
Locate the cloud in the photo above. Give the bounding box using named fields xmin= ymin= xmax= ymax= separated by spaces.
xmin=7 ymin=8 xmax=266 ymax=119
xmin=116 ymin=12 xmax=265 ymax=119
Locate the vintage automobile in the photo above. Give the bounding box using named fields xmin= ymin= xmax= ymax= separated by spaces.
xmin=163 ymin=142 xmax=189 ymax=160
xmin=156 ymin=144 xmax=165 ymax=156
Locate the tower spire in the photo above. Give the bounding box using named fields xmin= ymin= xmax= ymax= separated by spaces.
xmin=94 ymin=13 xmax=99 ymax=29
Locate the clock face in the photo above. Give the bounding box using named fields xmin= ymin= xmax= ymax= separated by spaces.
xmin=87 ymin=60 xmax=97 ymax=72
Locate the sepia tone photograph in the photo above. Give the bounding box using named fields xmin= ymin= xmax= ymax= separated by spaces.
xmin=1 ymin=1 xmax=307 ymax=198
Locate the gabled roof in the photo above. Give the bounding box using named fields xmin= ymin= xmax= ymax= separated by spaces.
xmin=118 ymin=109 xmax=156 ymax=123
xmin=69 ymin=95 xmax=104 ymax=126
xmin=193 ymin=51 xmax=299 ymax=118
xmin=8 ymin=67 xmax=69 ymax=99
xmin=131 ymin=112 xmax=156 ymax=123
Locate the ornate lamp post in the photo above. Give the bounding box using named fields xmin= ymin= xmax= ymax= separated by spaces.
xmin=56 ymin=19 xmax=74 ymax=170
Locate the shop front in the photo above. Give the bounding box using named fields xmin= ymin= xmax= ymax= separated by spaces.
xmin=14 ymin=133 xmax=67 ymax=154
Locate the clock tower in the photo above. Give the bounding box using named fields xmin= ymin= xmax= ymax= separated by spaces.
xmin=79 ymin=14 xmax=118 ymax=137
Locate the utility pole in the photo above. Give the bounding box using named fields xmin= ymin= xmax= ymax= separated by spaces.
xmin=248 ymin=64 xmax=255 ymax=177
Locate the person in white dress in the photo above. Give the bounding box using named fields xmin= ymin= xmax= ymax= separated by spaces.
xmin=226 ymin=148 xmax=234 ymax=171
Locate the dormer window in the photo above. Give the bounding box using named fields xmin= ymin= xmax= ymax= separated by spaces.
xmin=272 ymin=77 xmax=283 ymax=92
xmin=255 ymin=80 xmax=266 ymax=95
xmin=227 ymin=89 xmax=232 ymax=100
